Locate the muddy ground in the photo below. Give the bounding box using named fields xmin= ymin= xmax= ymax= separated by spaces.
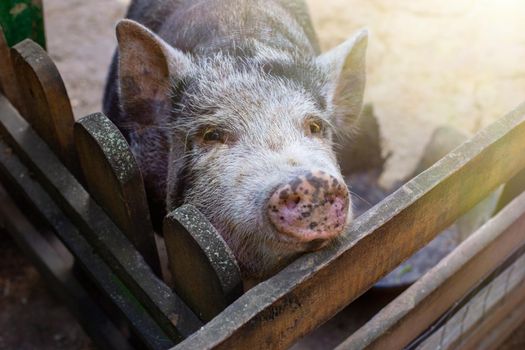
xmin=1 ymin=0 xmax=525 ymax=349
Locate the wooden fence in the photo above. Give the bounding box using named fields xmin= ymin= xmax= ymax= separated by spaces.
xmin=0 ymin=26 xmax=524 ymax=350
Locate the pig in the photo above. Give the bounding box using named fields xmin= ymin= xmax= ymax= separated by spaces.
xmin=103 ymin=0 xmax=367 ymax=279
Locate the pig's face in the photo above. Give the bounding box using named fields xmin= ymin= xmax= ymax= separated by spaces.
xmin=167 ymin=57 xmax=350 ymax=277
xmin=115 ymin=20 xmax=367 ymax=279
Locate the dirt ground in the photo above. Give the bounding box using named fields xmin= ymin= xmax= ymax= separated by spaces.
xmin=1 ymin=0 xmax=525 ymax=349
xmin=0 ymin=230 xmax=95 ymax=350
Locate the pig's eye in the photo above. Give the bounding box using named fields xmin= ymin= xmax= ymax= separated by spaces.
xmin=307 ymin=120 xmax=324 ymax=136
xmin=202 ymin=128 xmax=223 ymax=143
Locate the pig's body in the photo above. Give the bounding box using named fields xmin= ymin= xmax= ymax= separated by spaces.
xmin=103 ymin=0 xmax=367 ymax=279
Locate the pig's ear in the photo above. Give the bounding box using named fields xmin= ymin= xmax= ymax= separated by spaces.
xmin=116 ymin=19 xmax=193 ymax=124
xmin=318 ymin=29 xmax=368 ymax=131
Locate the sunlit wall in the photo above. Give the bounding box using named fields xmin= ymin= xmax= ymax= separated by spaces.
xmin=308 ymin=0 xmax=525 ymax=186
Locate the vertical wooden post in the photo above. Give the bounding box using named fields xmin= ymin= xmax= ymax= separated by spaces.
xmin=164 ymin=205 xmax=243 ymax=321
xmin=0 ymin=95 xmax=203 ymax=341
xmin=74 ymin=113 xmax=162 ymax=276
xmin=10 ymin=39 xmax=79 ymax=176
xmin=0 ymin=26 xmax=22 ymax=112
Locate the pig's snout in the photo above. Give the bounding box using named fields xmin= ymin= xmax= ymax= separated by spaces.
xmin=267 ymin=170 xmax=350 ymax=245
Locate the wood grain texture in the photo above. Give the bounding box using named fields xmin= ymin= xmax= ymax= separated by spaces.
xmin=173 ymin=102 xmax=525 ymax=350
xmin=336 ymin=191 xmax=525 ymax=350
xmin=75 ymin=113 xmax=161 ymax=275
xmin=10 ymin=39 xmax=78 ymax=175
xmin=0 ymin=94 xmax=202 ymax=342
xmin=0 ymin=183 xmax=134 ymax=350
xmin=0 ymin=138 xmax=173 ymax=349
xmin=164 ymin=205 xmax=243 ymax=322
xmin=462 ymin=289 xmax=525 ymax=350
xmin=0 ymin=26 xmax=22 ymax=113
xmin=417 ymin=252 xmax=525 ymax=350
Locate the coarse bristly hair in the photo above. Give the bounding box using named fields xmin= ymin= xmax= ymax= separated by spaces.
xmin=164 ymin=50 xmax=344 ymax=277
xmin=103 ymin=0 xmax=367 ymax=279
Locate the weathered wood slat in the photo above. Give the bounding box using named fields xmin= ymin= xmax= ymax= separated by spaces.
xmin=164 ymin=205 xmax=243 ymax=322
xmin=0 ymin=95 xmax=202 ymax=341
xmin=417 ymin=252 xmax=525 ymax=350
xmin=74 ymin=113 xmax=161 ymax=275
xmin=467 ymin=296 xmax=525 ymax=350
xmin=0 ymin=183 xmax=134 ymax=350
xmin=0 ymin=140 xmax=174 ymax=349
xmin=0 ymin=26 xmax=22 ymax=113
xmin=10 ymin=39 xmax=79 ymax=175
xmin=173 ymin=102 xmax=525 ymax=350
xmin=336 ymin=190 xmax=525 ymax=350
xmin=459 ymin=288 xmax=525 ymax=350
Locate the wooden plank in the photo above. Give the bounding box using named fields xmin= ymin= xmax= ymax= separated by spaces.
xmin=0 ymin=0 xmax=46 ymax=49
xmin=172 ymin=102 xmax=525 ymax=350
xmin=0 ymin=140 xmax=174 ymax=350
xmin=336 ymin=190 xmax=525 ymax=350
xmin=164 ymin=205 xmax=243 ymax=322
xmin=10 ymin=39 xmax=79 ymax=175
xmin=0 ymin=95 xmax=202 ymax=341
xmin=74 ymin=113 xmax=161 ymax=275
xmin=0 ymin=183 xmax=134 ymax=350
xmin=0 ymin=26 xmax=22 ymax=113
xmin=416 ymin=252 xmax=525 ymax=350
xmin=465 ymin=291 xmax=525 ymax=350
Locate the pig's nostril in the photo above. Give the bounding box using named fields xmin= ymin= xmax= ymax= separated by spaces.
xmin=284 ymin=195 xmax=301 ymax=210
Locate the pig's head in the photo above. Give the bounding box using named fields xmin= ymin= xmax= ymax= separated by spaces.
xmin=115 ymin=20 xmax=367 ymax=279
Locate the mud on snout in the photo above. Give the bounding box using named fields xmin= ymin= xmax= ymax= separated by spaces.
xmin=266 ymin=170 xmax=351 ymax=251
